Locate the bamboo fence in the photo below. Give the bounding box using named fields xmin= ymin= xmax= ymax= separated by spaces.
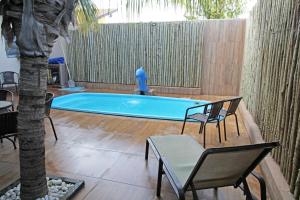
xmin=241 ymin=0 xmax=300 ymax=198
xmin=66 ymin=20 xmax=246 ymax=95
xmin=66 ymin=21 xmax=205 ymax=88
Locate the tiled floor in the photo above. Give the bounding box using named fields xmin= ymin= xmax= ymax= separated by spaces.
xmin=0 ymin=91 xmax=258 ymax=199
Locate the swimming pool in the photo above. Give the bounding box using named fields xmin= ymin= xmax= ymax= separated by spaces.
xmin=52 ymin=93 xmax=209 ymax=121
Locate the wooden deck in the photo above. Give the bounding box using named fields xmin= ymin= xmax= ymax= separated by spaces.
xmin=0 ymin=89 xmax=262 ymax=200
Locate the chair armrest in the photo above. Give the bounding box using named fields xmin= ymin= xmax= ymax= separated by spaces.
xmin=251 ymin=172 xmax=267 ymax=200
xmin=237 ymin=172 xmax=266 ymax=200
xmin=184 ymin=103 xmax=210 ymax=119
xmin=186 ymin=102 xmax=210 ymax=111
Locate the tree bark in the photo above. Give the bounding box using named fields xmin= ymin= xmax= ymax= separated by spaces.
xmin=2 ymin=0 xmax=77 ymax=198
xmin=18 ymin=57 xmax=48 ymax=199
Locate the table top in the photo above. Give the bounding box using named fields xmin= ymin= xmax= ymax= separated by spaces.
xmin=0 ymin=101 xmax=12 ymax=109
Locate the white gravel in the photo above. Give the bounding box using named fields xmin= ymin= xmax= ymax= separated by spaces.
xmin=0 ymin=177 xmax=75 ymax=200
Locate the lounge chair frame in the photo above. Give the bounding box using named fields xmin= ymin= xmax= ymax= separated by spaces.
xmin=145 ymin=136 xmax=279 ymax=200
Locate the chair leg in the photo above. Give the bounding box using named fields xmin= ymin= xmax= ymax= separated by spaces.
xmin=250 ymin=172 xmax=266 ymax=200
xmin=242 ymin=179 xmax=254 ymax=200
xmin=181 ymin=118 xmax=187 ymax=134
xmin=47 ymin=116 xmax=58 ymax=140
xmin=145 ymin=140 xmax=149 ymax=160
xmin=217 ymin=121 xmax=221 ymax=143
xmin=234 ymin=113 xmax=240 ymax=136
xmin=223 ymin=118 xmax=227 ymax=141
xmin=190 ymin=183 xmax=199 ymax=200
xmin=203 ymin=124 xmax=206 ymax=148
xmin=199 ymin=122 xmax=204 ymax=134
xmin=156 ymin=158 xmax=163 ymax=197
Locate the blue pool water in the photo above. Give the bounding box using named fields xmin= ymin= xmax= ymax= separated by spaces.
xmin=52 ymin=93 xmax=209 ymax=121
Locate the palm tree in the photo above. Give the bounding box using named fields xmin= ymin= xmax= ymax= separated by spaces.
xmin=126 ymin=0 xmax=245 ymax=19
xmin=0 ymin=0 xmax=245 ymax=199
xmin=0 ymin=0 xmax=96 ymax=199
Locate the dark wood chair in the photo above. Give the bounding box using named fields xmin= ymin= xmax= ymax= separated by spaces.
xmin=181 ymin=100 xmax=225 ymax=148
xmin=0 ymin=71 xmax=19 ymax=92
xmin=0 ymin=89 xmax=14 ymax=111
xmin=145 ymin=134 xmax=279 ymax=200
xmin=221 ymin=97 xmax=243 ymax=140
xmin=0 ymin=111 xmax=19 ymax=149
xmin=45 ymin=92 xmax=57 ymax=140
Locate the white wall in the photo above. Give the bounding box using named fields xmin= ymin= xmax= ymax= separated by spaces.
xmin=50 ymin=37 xmax=67 ymax=58
xmin=0 ymin=17 xmax=20 ymax=74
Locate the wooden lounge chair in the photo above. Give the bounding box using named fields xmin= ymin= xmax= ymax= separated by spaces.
xmin=45 ymin=92 xmax=57 ymax=140
xmin=181 ymin=100 xmax=225 ymax=148
xmin=221 ymin=97 xmax=243 ymax=140
xmin=0 ymin=111 xmax=19 ymax=149
xmin=145 ymin=135 xmax=279 ymax=200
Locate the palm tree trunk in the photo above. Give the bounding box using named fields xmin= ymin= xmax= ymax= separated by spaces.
xmin=1 ymin=0 xmax=95 ymax=199
xmin=18 ymin=56 xmax=48 ymax=199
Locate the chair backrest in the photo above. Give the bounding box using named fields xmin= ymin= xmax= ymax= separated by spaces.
xmin=1 ymin=71 xmax=18 ymax=84
xmin=206 ymin=100 xmax=224 ymax=120
xmin=184 ymin=142 xmax=279 ymax=191
xmin=0 ymin=89 xmax=13 ymax=101
xmin=45 ymin=92 xmax=54 ymax=116
xmin=0 ymin=111 xmax=18 ymax=136
xmin=225 ymin=97 xmax=242 ymax=115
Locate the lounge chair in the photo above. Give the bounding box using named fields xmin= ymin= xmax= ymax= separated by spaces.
xmin=221 ymin=97 xmax=243 ymax=140
xmin=0 ymin=111 xmax=19 ymax=149
xmin=45 ymin=92 xmax=57 ymax=140
xmin=145 ymin=135 xmax=279 ymax=200
xmin=181 ymin=100 xmax=225 ymax=148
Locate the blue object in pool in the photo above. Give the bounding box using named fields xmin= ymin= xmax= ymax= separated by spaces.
xmin=135 ymin=67 xmax=149 ymax=93
xmin=52 ymin=93 xmax=209 ymax=121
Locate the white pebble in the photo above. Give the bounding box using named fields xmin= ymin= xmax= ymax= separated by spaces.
xmin=0 ymin=178 xmax=76 ymax=200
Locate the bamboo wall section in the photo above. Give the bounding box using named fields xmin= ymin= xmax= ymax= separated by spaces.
xmin=67 ymin=21 xmax=205 ymax=88
xmin=67 ymin=20 xmax=245 ymax=95
xmin=241 ymin=0 xmax=300 ymax=199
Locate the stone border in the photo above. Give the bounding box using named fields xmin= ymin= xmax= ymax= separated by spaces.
xmin=239 ymin=101 xmax=294 ymax=200
xmin=0 ymin=175 xmax=84 ymax=200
